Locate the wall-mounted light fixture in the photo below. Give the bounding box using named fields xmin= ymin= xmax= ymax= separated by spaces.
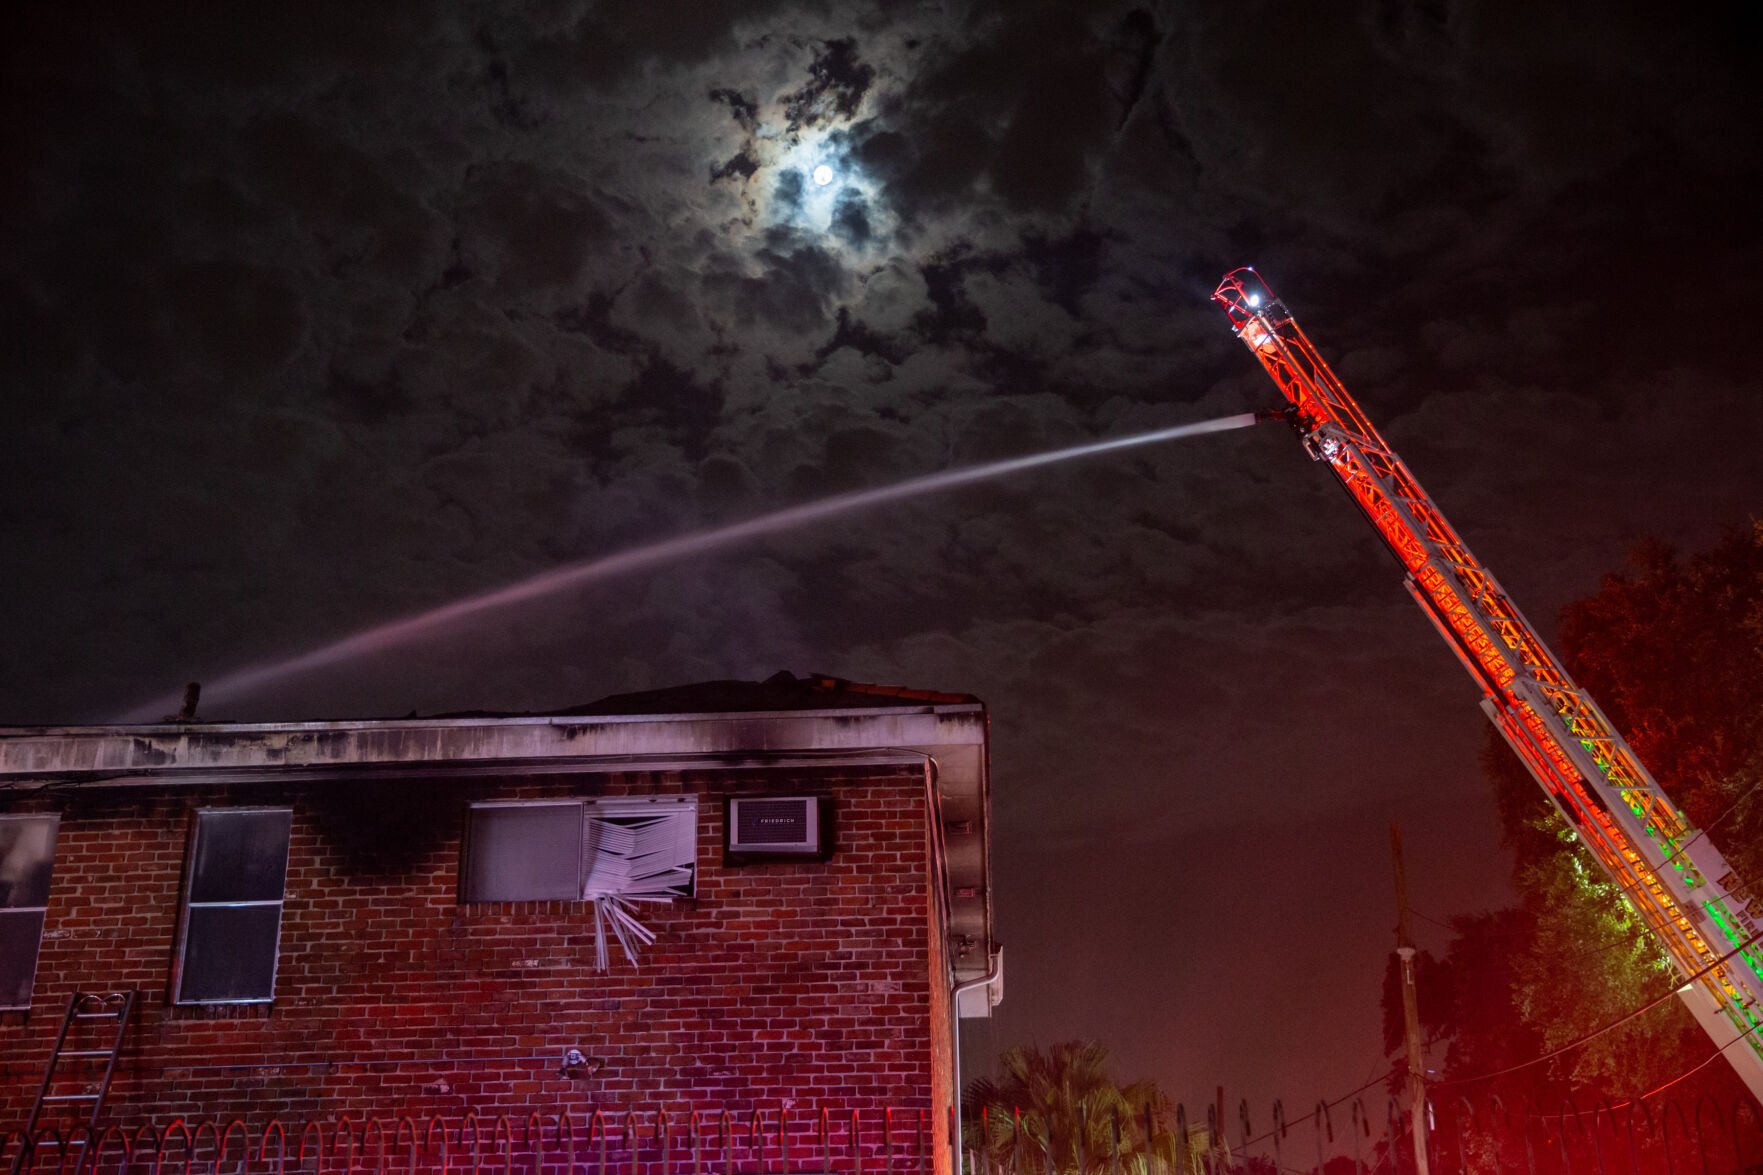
xmin=560 ymin=1048 xmax=606 ymax=1079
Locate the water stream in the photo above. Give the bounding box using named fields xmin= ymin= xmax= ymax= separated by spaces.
xmin=119 ymin=412 xmax=1264 ymax=721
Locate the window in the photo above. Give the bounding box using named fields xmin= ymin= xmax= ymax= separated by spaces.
xmin=463 ymin=797 xmax=696 ymax=969
xmin=463 ymin=798 xmax=697 ymax=903
xmin=581 ymin=800 xmax=697 ymax=902
xmin=462 ymin=802 xmax=583 ymax=902
xmin=175 ymin=809 xmax=292 ymax=1005
xmin=0 ymin=814 xmax=58 ymax=1010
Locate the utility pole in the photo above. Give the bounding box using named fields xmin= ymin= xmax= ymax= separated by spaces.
xmin=1391 ymin=824 xmax=1431 ymax=1175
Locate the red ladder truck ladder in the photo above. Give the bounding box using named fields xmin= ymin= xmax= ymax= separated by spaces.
xmin=1213 ymin=268 xmax=1763 ymax=1101
xmin=15 ymin=990 xmax=137 ymax=1168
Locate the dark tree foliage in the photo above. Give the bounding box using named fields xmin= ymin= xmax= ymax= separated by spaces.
xmin=1385 ymin=524 xmax=1763 ymax=1100
xmin=1559 ymin=525 xmax=1763 ymax=885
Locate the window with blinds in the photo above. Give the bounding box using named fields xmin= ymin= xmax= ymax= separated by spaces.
xmin=462 ymin=797 xmax=696 ymax=969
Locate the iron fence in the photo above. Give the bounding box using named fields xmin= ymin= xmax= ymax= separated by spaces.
xmin=5 ymin=1094 xmax=1762 ymax=1175
xmin=962 ymin=1092 xmax=1763 ymax=1175
xmin=3 ymin=1108 xmax=932 ymax=1175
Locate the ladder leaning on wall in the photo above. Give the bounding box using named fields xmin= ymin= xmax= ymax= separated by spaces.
xmin=14 ymin=989 xmax=137 ymax=1169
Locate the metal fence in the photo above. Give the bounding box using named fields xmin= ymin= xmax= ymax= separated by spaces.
xmin=1421 ymin=1093 xmax=1763 ymax=1174
xmin=964 ymin=1092 xmax=1763 ymax=1175
xmin=3 ymin=1108 xmax=932 ymax=1175
xmin=5 ymin=1094 xmax=1762 ymax=1175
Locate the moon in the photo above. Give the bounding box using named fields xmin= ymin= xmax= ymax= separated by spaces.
xmin=812 ymin=164 xmax=835 ymax=187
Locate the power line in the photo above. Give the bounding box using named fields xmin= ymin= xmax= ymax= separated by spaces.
xmin=1433 ymin=930 xmax=1763 ymax=1089
xmin=1231 ymin=935 xmax=1760 ymax=1158
xmin=1635 ymin=1021 xmax=1763 ymax=1102
xmin=1660 ymin=771 xmax=1763 ymax=892
xmin=1232 ymin=918 xmax=1762 ymax=1155
xmin=1233 ymin=1066 xmax=1394 ymax=1155
xmin=1465 ymin=1020 xmax=1763 ymax=1121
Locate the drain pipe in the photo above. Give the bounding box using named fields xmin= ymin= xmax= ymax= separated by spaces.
xmin=950 ymin=948 xmax=1003 ymax=1175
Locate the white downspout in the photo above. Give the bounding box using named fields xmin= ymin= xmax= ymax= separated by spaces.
xmin=950 ymin=950 xmax=1002 ymax=1175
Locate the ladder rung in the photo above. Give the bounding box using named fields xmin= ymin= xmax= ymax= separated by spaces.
xmin=55 ymin=1049 xmax=115 ymax=1058
xmin=42 ymin=1094 xmax=101 ymax=1102
xmin=73 ymin=1011 xmax=122 ymax=1019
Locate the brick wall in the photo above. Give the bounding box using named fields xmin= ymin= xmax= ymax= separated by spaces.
xmin=1 ymin=767 xmax=945 ymax=1135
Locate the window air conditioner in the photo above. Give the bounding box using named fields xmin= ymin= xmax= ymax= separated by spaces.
xmin=727 ymin=796 xmax=826 ymax=858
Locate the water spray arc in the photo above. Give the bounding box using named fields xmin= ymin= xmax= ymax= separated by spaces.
xmin=121 ymin=411 xmax=1274 ymax=721
xmin=1215 ymin=266 xmax=1763 ymax=1102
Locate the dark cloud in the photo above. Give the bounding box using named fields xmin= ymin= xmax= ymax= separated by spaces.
xmin=1022 ymin=228 xmax=1107 ymax=318
xmin=1101 ymin=7 xmax=1162 ymax=132
xmin=814 ymin=307 xmax=910 ymax=367
xmin=770 ymin=168 xmax=807 ymax=219
xmin=710 ymin=150 xmax=761 ymax=183
xmin=914 ymin=250 xmax=1004 ymax=342
xmin=520 ymin=0 xmax=794 ymax=93
xmin=588 ymin=356 xmax=725 ymax=464
xmin=784 ymin=37 xmax=876 ymax=131
xmin=457 ymin=162 xmax=612 ymax=298
xmin=245 ymin=114 xmax=450 ymax=281
xmin=709 ymin=87 xmax=759 ymax=127
xmin=829 ymin=187 xmax=873 ymax=247
xmin=323 ymin=365 xmax=413 ymax=427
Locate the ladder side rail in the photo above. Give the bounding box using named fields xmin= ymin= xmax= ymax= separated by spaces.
xmin=1332 ymin=424 xmax=1706 ymax=898
xmin=1271 ymin=307 xmax=1763 ymax=1010
xmin=1396 ymin=574 xmax=1681 ymax=921
xmin=1336 ymin=360 xmax=1763 ymax=1048
xmin=1399 ymin=576 xmax=1639 ymax=845
xmin=1246 ymin=292 xmax=1690 ymax=801
xmin=1236 ymin=283 xmax=1734 ymax=870
xmin=22 ymin=994 xmax=86 ymax=1139
xmin=1213 ymin=270 xmax=1763 ymax=1084
xmin=1266 ymin=308 xmax=1666 ymax=732
xmin=86 ymin=991 xmax=135 ymax=1131
xmin=21 ymin=991 xmax=138 ymax=1143
xmin=1251 ymin=299 xmax=1632 ymax=703
xmin=1332 ymin=421 xmax=1719 ymax=975
xmin=1260 ymin=306 xmax=1761 ymax=951
xmin=1406 ymin=566 xmax=1734 ymax=988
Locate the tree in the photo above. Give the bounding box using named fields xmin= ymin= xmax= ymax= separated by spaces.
xmin=964 ymin=1042 xmax=1185 ymax=1175
xmin=1558 ymin=525 xmax=1763 ymax=887
xmin=1525 ymin=524 xmax=1763 ymax=1090
xmin=1390 ymin=524 xmax=1763 ymax=1098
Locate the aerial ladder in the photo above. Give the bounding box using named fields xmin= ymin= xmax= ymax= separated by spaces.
xmin=1214 ymin=268 xmax=1763 ymax=1101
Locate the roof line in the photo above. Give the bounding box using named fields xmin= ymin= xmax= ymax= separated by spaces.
xmin=0 ymin=700 xmax=985 ymax=739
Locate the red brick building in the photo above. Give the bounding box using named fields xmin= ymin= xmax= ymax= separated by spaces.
xmin=0 ymin=674 xmax=998 ymax=1172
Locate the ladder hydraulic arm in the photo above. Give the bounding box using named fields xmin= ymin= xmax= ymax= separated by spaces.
xmin=1214 ymin=268 xmax=1763 ymax=1100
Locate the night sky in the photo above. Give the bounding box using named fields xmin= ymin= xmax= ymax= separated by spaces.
xmin=5 ymin=3 xmax=1762 ymax=1110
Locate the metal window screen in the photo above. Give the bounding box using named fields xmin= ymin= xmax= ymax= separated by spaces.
xmin=0 ymin=814 xmax=57 ymax=1010
xmin=463 ymin=803 xmax=583 ymax=902
xmin=177 ymin=809 xmax=291 ymax=1004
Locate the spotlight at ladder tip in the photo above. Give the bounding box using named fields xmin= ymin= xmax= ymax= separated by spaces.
xmin=1247 ymin=293 xmax=1262 ymax=308
xmin=812 ymin=164 xmax=835 ymax=186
